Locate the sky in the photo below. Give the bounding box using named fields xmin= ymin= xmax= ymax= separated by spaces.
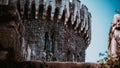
xmin=79 ymin=0 xmax=120 ymax=62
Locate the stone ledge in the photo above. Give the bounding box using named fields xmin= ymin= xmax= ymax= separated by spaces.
xmin=0 ymin=61 xmax=101 ymax=68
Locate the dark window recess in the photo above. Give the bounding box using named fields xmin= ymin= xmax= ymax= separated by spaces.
xmin=118 ymin=20 xmax=120 ymax=22
xmin=44 ymin=32 xmax=49 ymax=50
xmin=51 ymin=33 xmax=55 ymax=53
xmin=50 ymin=39 xmax=52 ymax=52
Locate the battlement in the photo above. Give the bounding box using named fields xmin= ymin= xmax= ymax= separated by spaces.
xmin=0 ymin=0 xmax=92 ymax=62
xmin=16 ymin=0 xmax=91 ymax=62
xmin=15 ymin=0 xmax=91 ymax=46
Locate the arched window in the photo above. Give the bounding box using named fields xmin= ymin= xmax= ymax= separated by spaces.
xmin=44 ymin=32 xmax=49 ymax=51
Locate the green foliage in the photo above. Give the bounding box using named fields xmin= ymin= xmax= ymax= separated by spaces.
xmin=100 ymin=56 xmax=120 ymax=68
xmin=98 ymin=51 xmax=120 ymax=68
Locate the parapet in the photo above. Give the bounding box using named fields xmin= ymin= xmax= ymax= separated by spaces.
xmin=15 ymin=0 xmax=92 ymax=47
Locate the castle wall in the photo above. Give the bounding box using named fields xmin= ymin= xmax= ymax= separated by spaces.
xmin=15 ymin=0 xmax=91 ymax=62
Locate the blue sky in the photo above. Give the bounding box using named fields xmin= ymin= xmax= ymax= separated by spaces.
xmin=80 ymin=0 xmax=120 ymax=62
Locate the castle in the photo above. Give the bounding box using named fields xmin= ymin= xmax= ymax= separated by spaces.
xmin=17 ymin=0 xmax=91 ymax=62
xmin=108 ymin=14 xmax=120 ymax=58
xmin=0 ymin=0 xmax=91 ymax=62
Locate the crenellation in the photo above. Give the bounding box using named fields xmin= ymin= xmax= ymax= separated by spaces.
xmin=76 ymin=22 xmax=82 ymax=33
xmin=66 ymin=13 xmax=72 ymax=29
xmin=0 ymin=0 xmax=91 ymax=62
xmin=74 ymin=13 xmax=80 ymax=30
xmin=71 ymin=0 xmax=81 ymax=24
xmin=50 ymin=0 xmax=55 ymax=13
xmin=55 ymin=0 xmax=62 ymax=8
xmin=87 ymin=12 xmax=92 ymax=45
xmin=72 ymin=14 xmax=77 ymax=30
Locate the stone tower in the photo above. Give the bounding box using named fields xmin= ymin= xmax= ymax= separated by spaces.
xmin=108 ymin=14 xmax=120 ymax=58
xmin=0 ymin=0 xmax=91 ymax=62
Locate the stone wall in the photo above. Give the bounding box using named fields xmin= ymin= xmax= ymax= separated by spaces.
xmin=0 ymin=61 xmax=101 ymax=68
xmin=16 ymin=0 xmax=92 ymax=62
xmin=0 ymin=0 xmax=92 ymax=62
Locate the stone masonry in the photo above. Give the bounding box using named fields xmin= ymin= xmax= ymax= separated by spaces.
xmin=15 ymin=0 xmax=91 ymax=62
